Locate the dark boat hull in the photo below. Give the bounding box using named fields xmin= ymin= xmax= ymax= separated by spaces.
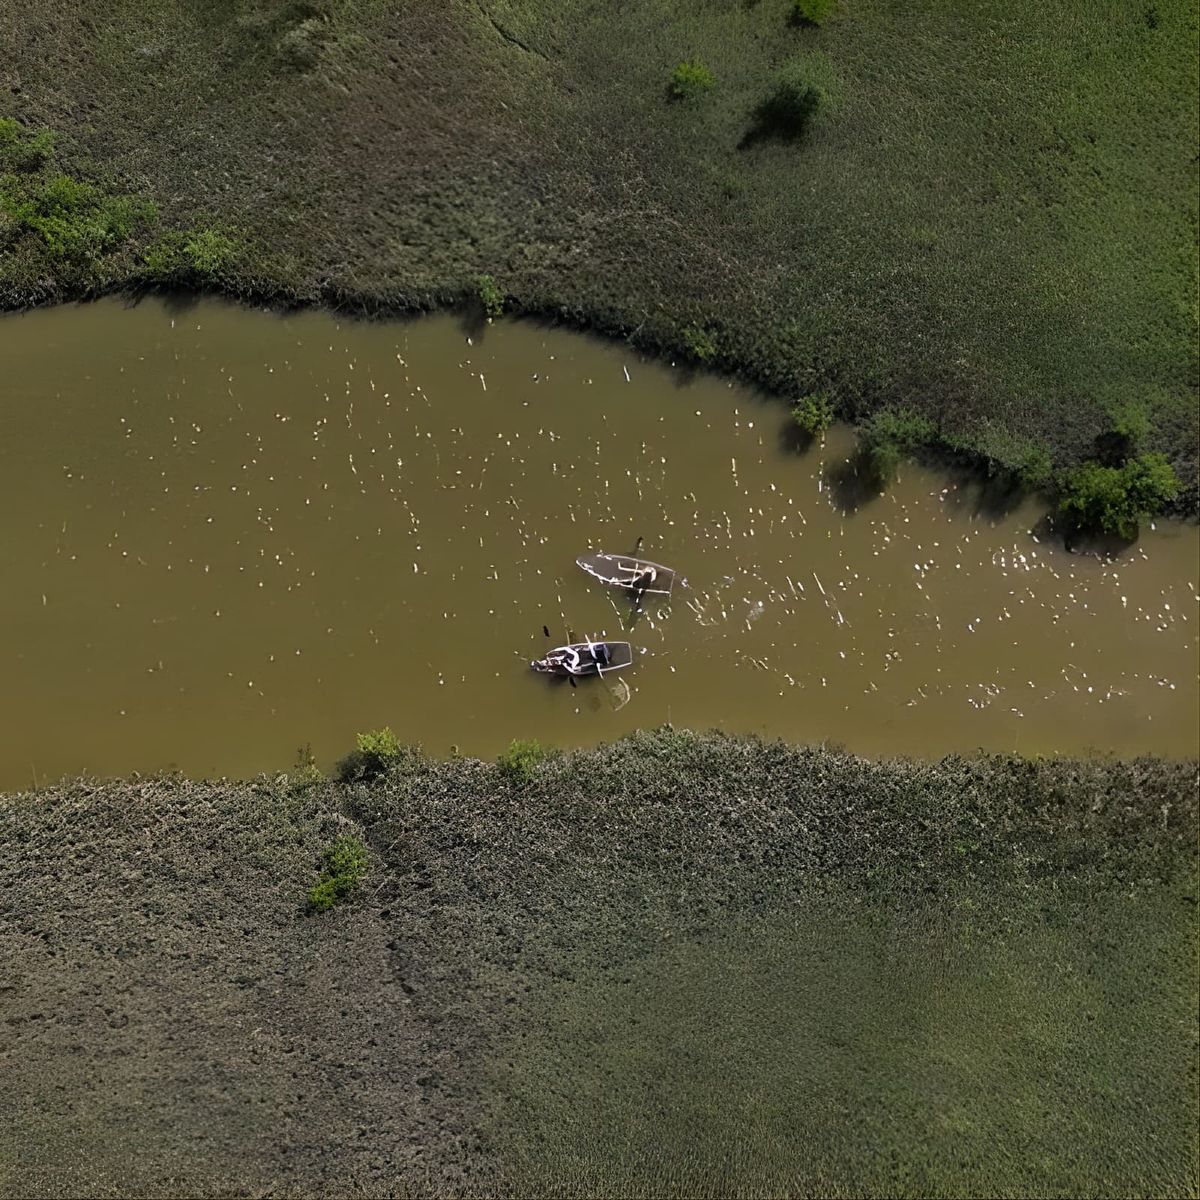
xmin=576 ymin=553 xmax=676 ymax=596
xmin=531 ymin=640 xmax=634 ymax=677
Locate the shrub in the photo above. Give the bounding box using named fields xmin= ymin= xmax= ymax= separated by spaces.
xmin=681 ymin=324 xmax=718 ymax=362
xmin=498 ymin=738 xmax=549 ymax=782
xmin=2 ymin=174 xmax=154 ymax=265
xmin=477 ymin=273 xmax=504 ymax=317
xmin=356 ymin=726 xmax=403 ymax=771
xmin=1108 ymin=398 xmax=1151 ymax=448
xmin=792 ymin=0 xmax=835 ymax=25
xmin=1015 ymin=446 xmax=1053 ymax=489
xmin=306 ymin=833 xmax=368 ymax=913
xmin=184 ymin=228 xmax=239 ymax=275
xmin=144 ymin=226 xmax=240 ymax=280
xmin=336 ymin=726 xmax=407 ymax=782
xmin=670 ymin=61 xmax=716 ymax=101
xmin=1057 ymin=453 xmax=1180 ymax=539
xmin=856 ymin=409 xmax=936 ymax=485
xmin=0 ymin=119 xmax=56 ymax=172
xmin=791 ymin=391 xmax=834 ymax=437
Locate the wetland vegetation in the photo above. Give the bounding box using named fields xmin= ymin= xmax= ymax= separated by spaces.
xmin=2 ymin=2 xmax=1198 ymax=1196
xmin=2 ymin=733 xmax=1196 ymax=1196
xmin=2 ymin=0 xmax=1197 ymax=517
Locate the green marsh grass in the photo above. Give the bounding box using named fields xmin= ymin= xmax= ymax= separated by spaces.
xmin=1 ymin=1 xmax=1194 ymax=502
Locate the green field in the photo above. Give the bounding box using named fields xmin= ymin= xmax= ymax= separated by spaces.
xmin=3 ymin=733 xmax=1195 ymax=1196
xmin=492 ymin=900 xmax=1196 ymax=1198
xmin=1 ymin=0 xmax=1197 ymax=505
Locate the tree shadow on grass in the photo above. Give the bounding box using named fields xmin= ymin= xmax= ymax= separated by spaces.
xmin=738 ymin=85 xmax=822 ymax=151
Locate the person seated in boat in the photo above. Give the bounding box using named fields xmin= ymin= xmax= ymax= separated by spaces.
xmin=542 ymin=646 xmax=586 ymax=674
xmin=631 ymin=565 xmax=657 ymax=591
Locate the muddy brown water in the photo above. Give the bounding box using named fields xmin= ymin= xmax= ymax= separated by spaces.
xmin=1 ymin=298 xmax=1196 ymax=787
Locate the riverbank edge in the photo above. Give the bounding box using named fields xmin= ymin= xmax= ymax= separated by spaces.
xmin=2 ymin=729 xmax=1197 ymax=1195
xmin=5 ymin=277 xmax=1197 ymax=525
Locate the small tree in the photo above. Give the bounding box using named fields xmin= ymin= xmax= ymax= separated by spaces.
xmin=1057 ymin=453 xmax=1179 ymax=539
xmin=337 ymin=726 xmax=406 ymax=782
xmin=791 ymin=392 xmax=834 ymax=437
xmin=477 ymin=273 xmax=504 ymax=317
xmin=856 ymin=409 xmax=935 ymax=485
xmin=670 ymin=61 xmax=716 ymax=100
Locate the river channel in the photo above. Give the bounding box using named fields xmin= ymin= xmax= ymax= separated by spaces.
xmin=2 ymin=297 xmax=1196 ymax=786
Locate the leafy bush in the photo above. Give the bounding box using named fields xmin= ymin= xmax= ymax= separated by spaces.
xmin=681 ymin=324 xmax=718 ymax=361
xmin=1108 ymin=398 xmax=1151 ymax=448
xmin=356 ymin=727 xmax=403 ymax=771
xmin=1057 ymin=453 xmax=1180 ymax=539
xmin=791 ymin=391 xmax=834 ymax=437
xmin=477 ymin=273 xmax=504 ymax=317
xmin=337 ymin=726 xmax=406 ymax=783
xmin=498 ymin=738 xmax=549 ymax=782
xmin=0 ymin=119 xmax=56 ymax=172
xmin=670 ymin=61 xmax=716 ymax=100
xmin=1 ymin=173 xmax=154 ymax=265
xmin=184 ymin=228 xmax=239 ymax=274
xmin=1015 ymin=446 xmax=1053 ymax=489
xmin=306 ymin=833 xmax=368 ymax=913
xmin=749 ymin=63 xmax=825 ymax=141
xmin=856 ymin=408 xmax=936 ymax=484
xmin=144 ymin=226 xmax=240 ymax=280
xmin=792 ymin=0 xmax=835 ymax=25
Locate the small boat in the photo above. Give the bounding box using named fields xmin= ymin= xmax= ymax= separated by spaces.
xmin=531 ymin=640 xmax=634 ymax=677
xmin=576 ymin=552 xmax=677 ymax=596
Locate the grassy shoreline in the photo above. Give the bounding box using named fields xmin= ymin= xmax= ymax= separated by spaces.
xmin=2 ymin=0 xmax=1197 ymax=516
xmin=2 ymin=731 xmax=1197 ymax=1197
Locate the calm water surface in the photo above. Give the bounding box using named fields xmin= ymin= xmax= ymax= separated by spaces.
xmin=2 ymin=298 xmax=1196 ymax=786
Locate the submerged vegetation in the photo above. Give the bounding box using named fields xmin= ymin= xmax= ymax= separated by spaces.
xmin=2 ymin=731 xmax=1195 ymax=1195
xmin=0 ymin=0 xmax=1194 ymax=511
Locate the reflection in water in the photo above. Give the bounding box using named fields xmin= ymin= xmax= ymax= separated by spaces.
xmin=0 ymin=298 xmax=1196 ymax=785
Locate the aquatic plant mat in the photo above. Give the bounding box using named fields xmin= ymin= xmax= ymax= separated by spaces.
xmin=1 ymin=732 xmax=1196 ymax=1197
xmin=1 ymin=0 xmax=1197 ymax=498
